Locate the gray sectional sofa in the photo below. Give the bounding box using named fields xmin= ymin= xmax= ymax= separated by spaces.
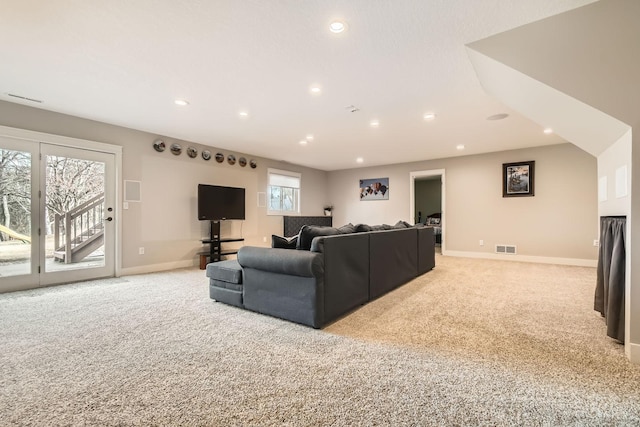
xmin=207 ymin=224 xmax=435 ymax=328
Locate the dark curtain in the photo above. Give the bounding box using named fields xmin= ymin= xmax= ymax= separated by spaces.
xmin=594 ymin=216 xmax=626 ymax=342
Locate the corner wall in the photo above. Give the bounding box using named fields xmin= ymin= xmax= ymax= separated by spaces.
xmin=328 ymin=143 xmax=597 ymax=265
xmin=0 ymin=100 xmax=329 ymax=274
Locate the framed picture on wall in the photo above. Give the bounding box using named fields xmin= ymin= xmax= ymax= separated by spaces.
xmin=503 ymin=161 xmax=535 ymax=197
xmin=360 ymin=177 xmax=389 ymax=200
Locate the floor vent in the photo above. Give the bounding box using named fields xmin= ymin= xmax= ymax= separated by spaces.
xmin=496 ymin=244 xmax=517 ymax=254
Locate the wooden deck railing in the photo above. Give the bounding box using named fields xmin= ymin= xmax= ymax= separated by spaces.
xmin=54 ymin=194 xmax=104 ymax=263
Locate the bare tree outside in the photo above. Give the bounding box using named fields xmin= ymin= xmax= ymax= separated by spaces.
xmin=0 ymin=151 xmax=105 ymax=267
xmin=0 ymin=149 xmax=31 ymax=240
xmin=45 ymin=156 xmax=104 ymax=233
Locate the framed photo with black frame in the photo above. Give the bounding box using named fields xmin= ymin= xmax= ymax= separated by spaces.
xmin=502 ymin=161 xmax=535 ymax=197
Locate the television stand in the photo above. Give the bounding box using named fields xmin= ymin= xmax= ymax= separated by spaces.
xmin=199 ymin=220 xmax=244 ymax=268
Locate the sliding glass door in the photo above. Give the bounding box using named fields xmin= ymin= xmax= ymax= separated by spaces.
xmin=0 ymin=138 xmax=116 ymax=292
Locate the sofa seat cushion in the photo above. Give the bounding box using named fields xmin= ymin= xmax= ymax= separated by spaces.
xmin=209 ymin=278 xmax=243 ymax=292
xmin=206 ymin=259 xmax=243 ymax=284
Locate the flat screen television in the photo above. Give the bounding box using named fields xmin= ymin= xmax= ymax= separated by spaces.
xmin=198 ymin=184 xmax=246 ymax=221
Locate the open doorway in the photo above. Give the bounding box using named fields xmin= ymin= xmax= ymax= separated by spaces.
xmin=409 ymin=169 xmax=445 ymax=253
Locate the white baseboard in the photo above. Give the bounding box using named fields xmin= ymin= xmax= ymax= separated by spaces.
xmin=627 ymin=342 xmax=640 ymax=365
xmin=443 ymin=250 xmax=597 ymax=267
xmin=118 ymin=259 xmax=197 ymax=277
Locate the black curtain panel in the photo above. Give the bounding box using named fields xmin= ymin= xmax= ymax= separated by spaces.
xmin=594 ymin=216 xmax=626 ymax=342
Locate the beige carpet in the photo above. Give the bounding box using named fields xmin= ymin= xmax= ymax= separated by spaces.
xmin=1 ymin=255 xmax=639 ymax=426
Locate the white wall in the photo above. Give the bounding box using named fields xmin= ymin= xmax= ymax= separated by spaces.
xmin=0 ymin=100 xmax=329 ymax=274
xmin=328 ymin=143 xmax=598 ymax=265
xmin=598 ymin=130 xmax=632 ymax=216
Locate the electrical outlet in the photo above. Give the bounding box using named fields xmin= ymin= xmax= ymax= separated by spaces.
xmin=479 ymin=240 xmax=484 ymax=246
xmin=139 ymin=247 xmax=145 ymax=255
xmin=263 ymin=236 xmax=267 ymax=243
xmin=593 ymin=239 xmax=599 ymax=247
xmin=123 ymin=202 xmax=129 ymax=210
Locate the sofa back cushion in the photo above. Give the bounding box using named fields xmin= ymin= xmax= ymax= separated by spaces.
xmin=297 ymin=225 xmax=341 ymax=250
xmin=337 ymin=223 xmax=357 ymax=234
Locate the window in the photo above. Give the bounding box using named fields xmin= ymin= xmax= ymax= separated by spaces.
xmin=267 ymin=168 xmax=300 ymax=215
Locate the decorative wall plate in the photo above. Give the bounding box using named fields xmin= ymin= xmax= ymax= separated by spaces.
xmin=239 ymin=157 xmax=247 ymax=167
xmin=153 ymin=139 xmax=166 ymax=152
xmin=215 ymin=153 xmax=224 ymax=163
xmin=170 ymin=143 xmax=182 ymax=155
xmin=227 ymin=154 xmax=236 ymax=165
xmin=250 ymin=159 xmax=257 ymax=169
xmin=202 ymin=150 xmax=211 ymax=161
xmin=187 ymin=147 xmax=198 ymax=158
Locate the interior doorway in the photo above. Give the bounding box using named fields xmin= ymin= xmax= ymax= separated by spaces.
xmin=409 ymin=169 xmax=445 ymax=253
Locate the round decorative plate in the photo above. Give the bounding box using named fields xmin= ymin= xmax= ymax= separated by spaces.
xmin=153 ymin=139 xmax=166 ymax=152
xmin=250 ymin=159 xmax=257 ymax=169
xmin=202 ymin=150 xmax=211 ymax=161
xmin=215 ymin=153 xmax=224 ymax=163
xmin=170 ymin=143 xmax=182 ymax=155
xmin=187 ymin=146 xmax=198 ymax=158
xmin=239 ymin=157 xmax=247 ymax=167
xmin=227 ymin=154 xmax=236 ymax=165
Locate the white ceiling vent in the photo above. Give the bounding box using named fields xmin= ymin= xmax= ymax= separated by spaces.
xmin=496 ymin=244 xmax=517 ymax=254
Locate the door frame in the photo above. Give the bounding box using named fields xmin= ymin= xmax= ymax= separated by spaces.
xmin=0 ymin=125 xmax=123 ymax=287
xmin=409 ymin=169 xmax=446 ymax=254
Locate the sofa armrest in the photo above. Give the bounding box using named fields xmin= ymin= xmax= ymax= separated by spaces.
xmin=237 ymin=246 xmax=325 ymax=328
xmin=237 ymin=246 xmax=323 ymax=278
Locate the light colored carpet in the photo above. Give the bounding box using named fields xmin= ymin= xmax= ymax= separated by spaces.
xmin=1 ymin=255 xmax=639 ymax=426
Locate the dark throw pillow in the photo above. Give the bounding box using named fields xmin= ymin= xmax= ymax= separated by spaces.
xmin=271 ymin=234 xmax=298 ymax=249
xmin=355 ymin=224 xmax=372 ymax=233
xmin=296 ymin=225 xmax=341 ymax=250
xmin=337 ymin=223 xmax=356 ymax=234
xmin=370 ymin=224 xmax=392 ymax=231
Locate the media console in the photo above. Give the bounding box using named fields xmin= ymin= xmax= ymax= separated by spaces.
xmin=199 ymin=220 xmax=244 ymax=269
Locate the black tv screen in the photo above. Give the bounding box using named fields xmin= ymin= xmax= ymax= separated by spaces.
xmin=198 ymin=184 xmax=246 ymax=220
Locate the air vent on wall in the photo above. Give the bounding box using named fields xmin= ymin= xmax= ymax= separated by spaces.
xmin=6 ymin=93 xmax=43 ymax=103
xmin=496 ymin=244 xmax=517 ymax=254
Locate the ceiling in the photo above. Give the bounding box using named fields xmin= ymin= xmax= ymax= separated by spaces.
xmin=0 ymin=0 xmax=596 ymax=171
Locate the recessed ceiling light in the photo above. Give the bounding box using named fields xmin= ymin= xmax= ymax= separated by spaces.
xmin=310 ymin=85 xmax=322 ymax=95
xmin=306 ymin=134 xmax=314 ymax=141
xmin=423 ymin=113 xmax=436 ymax=121
xmin=174 ymin=99 xmax=189 ymax=106
xmin=238 ymin=110 xmax=249 ymax=118
xmin=329 ymin=21 xmax=347 ymax=33
xmin=456 ymin=144 xmax=465 ymax=150
xmin=299 ymin=140 xmax=308 ymax=145
xmin=356 ymin=157 xmax=364 ymax=163
xmin=370 ymin=120 xmax=380 ymax=128
xmin=487 ymin=113 xmax=509 ymax=121
xmin=544 ymin=128 xmax=553 ymax=134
